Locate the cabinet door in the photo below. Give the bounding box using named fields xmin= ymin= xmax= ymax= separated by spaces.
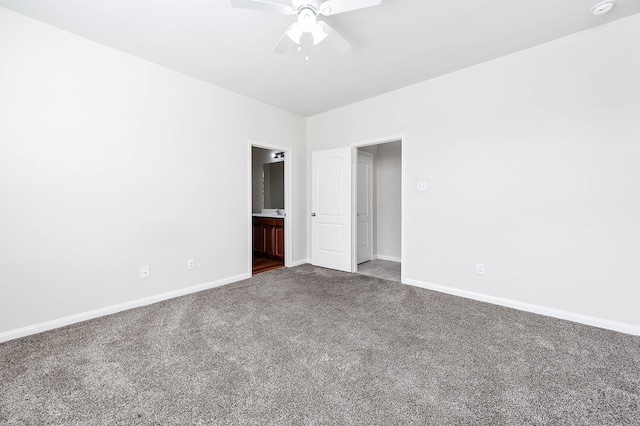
xmin=264 ymin=225 xmax=274 ymax=256
xmin=274 ymin=226 xmax=285 ymax=259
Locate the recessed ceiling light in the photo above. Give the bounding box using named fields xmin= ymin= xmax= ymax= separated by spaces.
xmin=591 ymin=0 xmax=615 ymax=16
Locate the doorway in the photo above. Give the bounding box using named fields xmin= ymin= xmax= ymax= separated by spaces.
xmin=249 ymin=143 xmax=292 ymax=275
xmin=355 ymin=140 xmax=402 ymax=282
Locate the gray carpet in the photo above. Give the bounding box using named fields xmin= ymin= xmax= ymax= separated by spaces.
xmin=1 ymin=265 xmax=639 ymax=425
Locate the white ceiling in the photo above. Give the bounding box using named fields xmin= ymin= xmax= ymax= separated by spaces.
xmin=1 ymin=0 xmax=638 ymax=116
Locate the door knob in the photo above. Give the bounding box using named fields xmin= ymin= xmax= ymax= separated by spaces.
xmin=311 ymin=213 xmax=316 ymax=217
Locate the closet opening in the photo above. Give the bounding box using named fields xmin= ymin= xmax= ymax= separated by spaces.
xmin=355 ymin=140 xmax=402 ymax=282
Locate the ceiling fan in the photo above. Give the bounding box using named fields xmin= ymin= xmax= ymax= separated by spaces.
xmin=230 ymin=0 xmax=381 ymax=54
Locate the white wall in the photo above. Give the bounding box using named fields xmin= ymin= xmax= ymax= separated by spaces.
xmin=308 ymin=15 xmax=640 ymax=330
xmin=375 ymin=141 xmax=401 ymax=261
xmin=0 ymin=8 xmax=307 ymax=334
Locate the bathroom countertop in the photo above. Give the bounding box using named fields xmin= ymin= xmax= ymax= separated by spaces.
xmin=252 ymin=213 xmax=286 ymax=218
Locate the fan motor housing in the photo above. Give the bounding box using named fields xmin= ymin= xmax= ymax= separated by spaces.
xmin=293 ymin=0 xmax=321 ymax=13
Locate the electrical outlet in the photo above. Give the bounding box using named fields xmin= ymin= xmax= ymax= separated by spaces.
xmin=417 ymin=181 xmax=428 ymax=191
xmin=476 ymin=263 xmax=485 ymax=275
xmin=140 ymin=266 xmax=150 ymax=279
xmin=187 ymin=258 xmax=195 ymax=270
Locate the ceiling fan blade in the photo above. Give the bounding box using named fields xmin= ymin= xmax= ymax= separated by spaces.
xmin=317 ymin=21 xmax=351 ymax=53
xmin=319 ymin=0 xmax=381 ymax=16
xmin=230 ymin=0 xmax=294 ymax=14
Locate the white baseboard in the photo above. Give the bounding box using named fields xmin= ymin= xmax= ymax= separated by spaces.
xmin=0 ymin=272 xmax=251 ymax=344
xmin=7 ymin=271 xmax=636 ymax=343
xmin=375 ymin=254 xmax=401 ymax=263
xmin=403 ymin=278 xmax=640 ymax=336
xmin=290 ymin=258 xmax=310 ymax=267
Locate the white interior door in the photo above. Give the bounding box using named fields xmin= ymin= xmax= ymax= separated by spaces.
xmin=311 ymin=147 xmax=353 ymax=272
xmin=357 ymin=151 xmax=373 ymax=264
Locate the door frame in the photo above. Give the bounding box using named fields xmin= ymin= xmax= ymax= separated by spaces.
xmin=350 ymin=135 xmax=405 ymax=282
xmin=247 ymin=140 xmax=293 ymax=274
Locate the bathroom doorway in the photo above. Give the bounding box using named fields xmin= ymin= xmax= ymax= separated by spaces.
xmin=249 ymin=144 xmax=291 ymax=275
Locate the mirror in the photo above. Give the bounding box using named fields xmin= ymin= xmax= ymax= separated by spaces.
xmin=263 ymin=162 xmax=284 ymax=209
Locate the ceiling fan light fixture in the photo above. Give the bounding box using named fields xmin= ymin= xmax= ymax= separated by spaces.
xmin=311 ymin=24 xmax=328 ymax=45
xmin=231 ymin=0 xmax=382 ymax=54
xmin=286 ymin=23 xmax=303 ymax=44
xmin=287 ymin=7 xmax=326 ymax=46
